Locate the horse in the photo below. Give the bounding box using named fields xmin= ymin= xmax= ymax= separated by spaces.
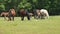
xmin=40 ymin=9 xmax=49 ymax=19
xmin=0 ymin=12 xmax=9 ymax=20
xmin=8 ymin=8 xmax=16 ymax=21
xmin=19 ymin=9 xmax=30 ymax=21
xmin=33 ymin=9 xmax=41 ymax=19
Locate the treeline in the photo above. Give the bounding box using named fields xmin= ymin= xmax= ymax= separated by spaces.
xmin=0 ymin=0 xmax=60 ymax=15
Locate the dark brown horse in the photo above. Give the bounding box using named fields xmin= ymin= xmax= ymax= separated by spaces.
xmin=19 ymin=9 xmax=30 ymax=21
xmin=19 ymin=9 xmax=26 ymax=16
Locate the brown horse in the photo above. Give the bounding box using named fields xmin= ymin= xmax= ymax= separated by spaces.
xmin=19 ymin=9 xmax=26 ymax=16
xmin=0 ymin=8 xmax=16 ymax=21
xmin=8 ymin=8 xmax=16 ymax=21
xmin=19 ymin=9 xmax=30 ymax=20
xmin=11 ymin=9 xmax=16 ymax=16
xmin=0 ymin=12 xmax=9 ymax=20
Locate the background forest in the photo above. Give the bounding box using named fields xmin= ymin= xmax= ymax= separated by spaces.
xmin=0 ymin=0 xmax=60 ymax=16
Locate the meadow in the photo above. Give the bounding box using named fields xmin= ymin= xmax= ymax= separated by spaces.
xmin=0 ymin=16 xmax=60 ymax=34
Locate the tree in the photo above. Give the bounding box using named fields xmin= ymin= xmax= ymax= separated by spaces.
xmin=17 ymin=0 xmax=32 ymax=10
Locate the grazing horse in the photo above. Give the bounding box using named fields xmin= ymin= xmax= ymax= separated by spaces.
xmin=19 ymin=9 xmax=30 ymax=21
xmin=40 ymin=9 xmax=49 ymax=19
xmin=36 ymin=9 xmax=41 ymax=18
xmin=33 ymin=9 xmax=41 ymax=19
xmin=8 ymin=8 xmax=16 ymax=21
xmin=0 ymin=12 xmax=9 ymax=20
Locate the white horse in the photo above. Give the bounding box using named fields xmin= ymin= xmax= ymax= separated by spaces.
xmin=40 ymin=9 xmax=49 ymax=19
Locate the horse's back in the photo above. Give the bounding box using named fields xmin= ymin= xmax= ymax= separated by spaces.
xmin=40 ymin=9 xmax=48 ymax=13
xmin=20 ymin=9 xmax=26 ymax=15
xmin=1 ymin=12 xmax=9 ymax=16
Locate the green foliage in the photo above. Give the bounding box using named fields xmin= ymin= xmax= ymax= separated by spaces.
xmin=18 ymin=2 xmax=32 ymax=9
xmin=32 ymin=0 xmax=37 ymax=3
xmin=0 ymin=0 xmax=60 ymax=15
xmin=25 ymin=2 xmax=32 ymax=9
xmin=0 ymin=3 xmax=5 ymax=10
xmin=18 ymin=2 xmax=26 ymax=9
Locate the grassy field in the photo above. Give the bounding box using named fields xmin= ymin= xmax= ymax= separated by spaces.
xmin=0 ymin=16 xmax=60 ymax=34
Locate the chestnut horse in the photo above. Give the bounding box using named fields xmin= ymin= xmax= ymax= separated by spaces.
xmin=0 ymin=8 xmax=16 ymax=21
xmin=0 ymin=12 xmax=9 ymax=20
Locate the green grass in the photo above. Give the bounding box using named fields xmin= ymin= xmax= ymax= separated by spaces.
xmin=0 ymin=16 xmax=60 ymax=34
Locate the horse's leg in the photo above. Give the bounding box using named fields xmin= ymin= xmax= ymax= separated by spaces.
xmin=21 ymin=15 xmax=24 ymax=21
xmin=4 ymin=15 xmax=7 ymax=20
xmin=44 ymin=14 xmax=49 ymax=19
xmin=26 ymin=13 xmax=30 ymax=20
xmin=34 ymin=15 xmax=36 ymax=19
xmin=34 ymin=12 xmax=37 ymax=19
xmin=8 ymin=15 xmax=11 ymax=21
xmin=12 ymin=16 xmax=14 ymax=21
xmin=8 ymin=17 xmax=11 ymax=21
xmin=27 ymin=16 xmax=30 ymax=20
xmin=38 ymin=15 xmax=40 ymax=18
